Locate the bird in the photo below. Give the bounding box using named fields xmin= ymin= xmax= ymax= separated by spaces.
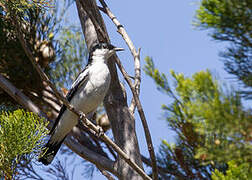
xmin=38 ymin=42 xmax=124 ymax=165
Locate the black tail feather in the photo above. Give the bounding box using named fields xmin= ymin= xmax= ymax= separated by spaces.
xmin=38 ymin=137 xmax=66 ymax=165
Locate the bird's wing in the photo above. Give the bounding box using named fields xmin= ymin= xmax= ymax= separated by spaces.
xmin=49 ymin=67 xmax=89 ymax=134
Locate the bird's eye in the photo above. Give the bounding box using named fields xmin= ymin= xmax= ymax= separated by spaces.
xmin=102 ymin=44 xmax=108 ymax=49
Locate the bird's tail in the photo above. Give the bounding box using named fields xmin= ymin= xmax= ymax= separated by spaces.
xmin=38 ymin=137 xmax=66 ymax=165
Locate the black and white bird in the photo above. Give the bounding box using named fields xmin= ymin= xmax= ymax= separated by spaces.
xmin=39 ymin=42 xmax=124 ymax=165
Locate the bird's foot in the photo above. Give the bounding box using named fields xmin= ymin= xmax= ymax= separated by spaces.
xmin=96 ymin=126 xmax=104 ymax=137
xmin=79 ymin=112 xmax=89 ymax=127
xmin=79 ymin=111 xmax=85 ymax=120
xmin=79 ymin=111 xmax=87 ymax=124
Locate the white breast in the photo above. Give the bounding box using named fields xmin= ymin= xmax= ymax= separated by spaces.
xmin=72 ymin=60 xmax=111 ymax=113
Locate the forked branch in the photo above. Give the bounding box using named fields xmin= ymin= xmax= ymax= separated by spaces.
xmin=98 ymin=1 xmax=158 ymax=179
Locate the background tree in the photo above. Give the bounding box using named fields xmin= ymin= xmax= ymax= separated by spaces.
xmin=194 ymin=1 xmax=252 ymax=177
xmin=195 ymin=0 xmax=252 ymax=99
xmin=143 ymin=0 xmax=252 ymax=178
xmin=142 ymin=1 xmax=252 ymax=178
xmin=211 ymin=160 xmax=251 ymax=180
xmin=144 ymin=57 xmax=252 ymax=179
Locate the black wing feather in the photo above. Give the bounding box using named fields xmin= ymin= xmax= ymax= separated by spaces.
xmin=49 ymin=67 xmax=89 ymax=134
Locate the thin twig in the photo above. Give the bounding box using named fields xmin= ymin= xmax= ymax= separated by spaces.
xmin=99 ymin=1 xmax=158 ymax=179
xmin=98 ymin=2 xmax=141 ymax=113
xmin=97 ymin=166 xmax=115 ymax=180
xmin=13 ymin=14 xmax=151 ymax=180
xmin=129 ymin=47 xmax=141 ymax=113
xmin=141 ymin=155 xmax=188 ymax=180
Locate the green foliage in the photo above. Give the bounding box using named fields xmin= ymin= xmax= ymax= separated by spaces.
xmin=0 ymin=0 xmax=58 ymax=105
xmin=0 ymin=0 xmax=87 ymax=178
xmin=212 ymin=160 xmax=252 ymax=180
xmin=144 ymin=57 xmax=170 ymax=92
xmin=0 ymin=109 xmax=49 ymax=179
xmin=195 ymin=0 xmax=252 ymax=98
xmin=0 ymin=0 xmax=53 ymax=13
xmin=195 ymin=0 xmax=251 ymax=31
xmin=144 ymin=57 xmax=252 ymax=179
xmin=0 ymin=0 xmax=85 ymax=104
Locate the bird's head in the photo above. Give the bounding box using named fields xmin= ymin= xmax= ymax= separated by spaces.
xmin=90 ymin=42 xmax=124 ymax=60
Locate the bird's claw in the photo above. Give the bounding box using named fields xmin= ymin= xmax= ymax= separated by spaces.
xmin=96 ymin=126 xmax=104 ymax=137
xmin=79 ymin=112 xmax=88 ymax=127
xmin=79 ymin=112 xmax=85 ymax=119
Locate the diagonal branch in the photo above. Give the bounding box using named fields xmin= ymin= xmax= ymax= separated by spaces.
xmin=64 ymin=135 xmax=117 ymax=176
xmin=0 ymin=73 xmax=115 ymax=174
xmin=96 ymin=166 xmax=115 ymax=180
xmin=0 ymin=74 xmax=45 ymax=118
xmin=98 ymin=1 xmax=158 ymax=179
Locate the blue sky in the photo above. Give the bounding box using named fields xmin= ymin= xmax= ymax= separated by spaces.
xmin=52 ymin=1 xmax=236 ymax=179
xmin=99 ymin=0 xmax=230 ymax=153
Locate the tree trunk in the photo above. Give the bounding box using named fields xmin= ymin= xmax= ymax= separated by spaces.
xmin=76 ymin=0 xmax=144 ymax=179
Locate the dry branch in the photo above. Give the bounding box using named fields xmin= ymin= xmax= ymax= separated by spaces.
xmin=98 ymin=1 xmax=141 ymax=113
xmin=114 ymin=57 xmax=158 ymax=180
xmin=0 ymin=74 xmax=45 ymax=117
xmin=97 ymin=166 xmax=115 ymax=180
xmin=0 ymin=73 xmax=116 ymax=174
xmin=98 ymin=1 xmax=158 ymax=179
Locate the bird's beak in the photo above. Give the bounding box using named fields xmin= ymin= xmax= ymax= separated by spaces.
xmin=113 ymin=47 xmax=124 ymax=52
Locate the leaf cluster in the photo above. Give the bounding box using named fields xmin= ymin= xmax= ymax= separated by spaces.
xmin=212 ymin=160 xmax=252 ymax=180
xmin=0 ymin=0 xmax=58 ymax=105
xmin=195 ymin=0 xmax=252 ymax=98
xmin=0 ymin=0 xmax=86 ymax=106
xmin=0 ymin=0 xmax=53 ymax=14
xmin=144 ymin=57 xmax=252 ymax=179
xmin=0 ymin=109 xmax=49 ymax=179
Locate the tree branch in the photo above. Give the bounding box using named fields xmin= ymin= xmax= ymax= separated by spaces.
xmin=98 ymin=1 xmax=158 ymax=179
xmin=64 ymin=135 xmax=117 ymax=176
xmin=98 ymin=1 xmax=141 ymax=114
xmin=0 ymin=73 xmax=116 ymax=174
xmin=141 ymin=155 xmax=188 ymax=180
xmin=97 ymin=166 xmax=115 ymax=180
xmin=115 ymin=57 xmax=158 ymax=179
xmin=0 ymin=74 xmax=45 ymax=118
